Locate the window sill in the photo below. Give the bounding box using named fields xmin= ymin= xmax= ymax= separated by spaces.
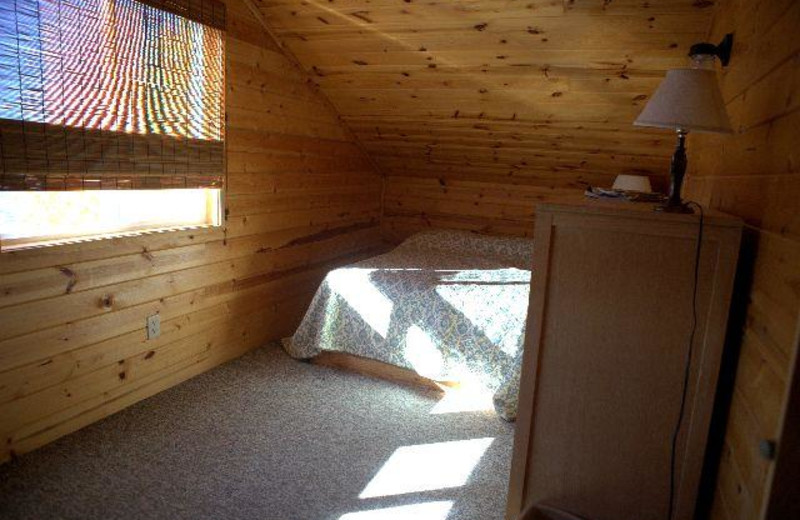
xmin=0 ymin=224 xmax=222 ymax=253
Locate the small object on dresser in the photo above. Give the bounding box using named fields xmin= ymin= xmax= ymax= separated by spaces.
xmin=584 ymin=186 xmax=666 ymax=203
xmin=612 ymin=174 xmax=653 ymax=193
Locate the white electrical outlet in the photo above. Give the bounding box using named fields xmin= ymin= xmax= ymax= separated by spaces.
xmin=146 ymin=314 xmax=161 ymax=340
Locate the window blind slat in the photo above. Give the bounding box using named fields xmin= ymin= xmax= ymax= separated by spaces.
xmin=0 ymin=0 xmax=225 ymax=192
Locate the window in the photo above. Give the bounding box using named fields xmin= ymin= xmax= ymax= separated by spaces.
xmin=0 ymin=189 xmax=221 ymax=250
xmin=0 ymin=0 xmax=226 ymax=251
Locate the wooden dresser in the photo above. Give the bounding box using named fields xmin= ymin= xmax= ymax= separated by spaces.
xmin=506 ymin=201 xmax=742 ymax=520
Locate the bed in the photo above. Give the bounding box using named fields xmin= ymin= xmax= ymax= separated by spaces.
xmin=282 ymin=229 xmax=534 ymax=420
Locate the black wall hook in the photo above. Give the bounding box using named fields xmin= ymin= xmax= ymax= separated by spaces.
xmin=689 ymin=33 xmax=734 ymax=67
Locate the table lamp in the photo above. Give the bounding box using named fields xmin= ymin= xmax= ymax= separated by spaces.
xmin=634 ymin=34 xmax=734 ymax=213
xmin=612 ymin=174 xmax=652 ymax=193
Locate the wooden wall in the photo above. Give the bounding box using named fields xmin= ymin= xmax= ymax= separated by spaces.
xmin=685 ymin=0 xmax=800 ymax=518
xmin=0 ymin=0 xmax=382 ymax=463
xmin=252 ymin=0 xmax=716 ymax=240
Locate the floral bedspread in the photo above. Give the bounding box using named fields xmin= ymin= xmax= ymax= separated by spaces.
xmin=283 ymin=229 xmax=534 ymax=420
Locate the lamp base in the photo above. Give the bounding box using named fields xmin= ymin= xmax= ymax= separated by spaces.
xmin=658 ymin=130 xmax=693 ymax=215
xmin=655 ymin=202 xmax=694 ymax=214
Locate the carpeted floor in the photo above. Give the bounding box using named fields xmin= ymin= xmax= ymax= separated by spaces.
xmin=0 ymin=344 xmax=514 ymax=520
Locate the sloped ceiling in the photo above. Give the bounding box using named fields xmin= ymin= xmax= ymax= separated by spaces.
xmin=251 ymin=0 xmax=716 ymax=237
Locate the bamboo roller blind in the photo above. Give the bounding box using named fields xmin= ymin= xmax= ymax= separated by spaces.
xmin=0 ymin=0 xmax=225 ymax=191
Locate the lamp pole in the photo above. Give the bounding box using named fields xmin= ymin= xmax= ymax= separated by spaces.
xmin=658 ymin=129 xmax=693 ymax=213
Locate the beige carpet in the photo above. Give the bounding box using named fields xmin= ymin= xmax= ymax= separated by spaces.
xmin=0 ymin=343 xmax=514 ymax=520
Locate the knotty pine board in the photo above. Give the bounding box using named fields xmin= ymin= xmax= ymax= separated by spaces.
xmin=252 ymin=0 xmax=717 ymax=240
xmin=0 ymin=0 xmax=382 ymax=462
xmin=685 ymin=0 xmax=800 ymax=518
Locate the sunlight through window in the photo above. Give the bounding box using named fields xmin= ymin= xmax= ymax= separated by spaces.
xmin=435 ymin=268 xmax=530 ymax=357
xmin=404 ymin=325 xmax=444 ymax=378
xmin=0 ymin=0 xmax=224 ymax=140
xmin=430 ymin=384 xmax=496 ymax=415
xmin=0 ymin=189 xmax=221 ymax=251
xmin=328 ymin=268 xmax=394 ymax=337
xmin=338 ymin=501 xmax=453 ymax=520
xmin=359 ymin=438 xmax=494 ymax=499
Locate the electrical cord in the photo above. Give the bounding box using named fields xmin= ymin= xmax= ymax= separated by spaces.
xmin=667 ymin=201 xmax=704 ymax=520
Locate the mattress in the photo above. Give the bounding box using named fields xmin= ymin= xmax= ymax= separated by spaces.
xmin=283 ymin=228 xmax=534 ymax=420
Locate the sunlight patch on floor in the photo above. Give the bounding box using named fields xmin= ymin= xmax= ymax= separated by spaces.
xmin=359 ymin=438 xmax=494 ymax=499
xmin=430 ymin=383 xmax=495 ymax=415
xmin=339 ymin=501 xmax=453 ymax=520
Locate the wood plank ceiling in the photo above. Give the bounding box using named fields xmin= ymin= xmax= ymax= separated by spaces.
xmin=252 ymin=0 xmax=717 ymax=238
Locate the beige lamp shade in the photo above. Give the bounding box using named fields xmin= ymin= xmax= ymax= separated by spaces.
xmin=612 ymin=174 xmax=652 ymax=192
xmin=634 ymin=68 xmax=732 ymax=134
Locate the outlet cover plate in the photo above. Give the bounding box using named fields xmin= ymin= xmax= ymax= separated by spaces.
xmin=147 ymin=314 xmax=160 ymax=340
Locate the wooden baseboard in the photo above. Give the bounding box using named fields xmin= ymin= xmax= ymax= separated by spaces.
xmin=311 ymin=351 xmax=458 ymax=394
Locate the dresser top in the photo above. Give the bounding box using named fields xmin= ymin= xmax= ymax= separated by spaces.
xmin=537 ymin=198 xmax=742 ymax=228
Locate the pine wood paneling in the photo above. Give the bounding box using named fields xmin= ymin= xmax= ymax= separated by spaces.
xmin=252 ymin=0 xmax=716 ymax=239
xmin=0 ymin=0 xmax=382 ymax=462
xmin=685 ymin=0 xmax=800 ymax=518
